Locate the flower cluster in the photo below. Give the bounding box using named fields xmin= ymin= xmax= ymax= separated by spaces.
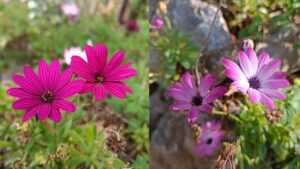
xmin=8 ymin=44 xmax=136 ymax=123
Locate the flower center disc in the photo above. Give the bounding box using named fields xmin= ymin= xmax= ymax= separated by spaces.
xmin=206 ymin=138 xmax=213 ymax=145
xmin=41 ymin=91 xmax=55 ymax=103
xmin=192 ymin=95 xmax=203 ymax=106
xmin=249 ymin=77 xmax=260 ymax=89
xmin=95 ymin=74 xmax=104 ymax=83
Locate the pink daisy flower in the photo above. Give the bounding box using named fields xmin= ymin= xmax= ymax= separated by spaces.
xmin=7 ymin=60 xmax=83 ymax=123
xmin=168 ymin=72 xmax=227 ymax=124
xmin=60 ymin=3 xmax=80 ymax=23
xmin=222 ymin=47 xmax=289 ymax=110
xmin=70 ymin=44 xmax=137 ymax=100
xmin=151 ymin=15 xmax=164 ymax=30
xmin=63 ymin=46 xmax=87 ymax=65
xmin=194 ymin=121 xmax=225 ymax=156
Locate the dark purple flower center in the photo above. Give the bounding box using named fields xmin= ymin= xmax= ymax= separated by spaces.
xmin=192 ymin=95 xmax=203 ymax=106
xmin=41 ymin=91 xmax=55 ymax=103
xmin=95 ymin=74 xmax=104 ymax=83
xmin=249 ymin=77 xmax=260 ymax=89
xmin=206 ymin=138 xmax=213 ymax=145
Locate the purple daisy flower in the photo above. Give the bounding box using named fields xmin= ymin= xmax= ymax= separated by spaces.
xmin=194 ymin=121 xmax=225 ymax=156
xmin=222 ymin=47 xmax=289 ymax=110
xmin=168 ymin=72 xmax=228 ymax=124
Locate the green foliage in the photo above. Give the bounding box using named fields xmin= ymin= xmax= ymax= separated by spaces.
xmin=234 ymin=85 xmax=300 ymax=169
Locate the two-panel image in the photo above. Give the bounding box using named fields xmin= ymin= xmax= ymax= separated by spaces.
xmin=0 ymin=0 xmax=299 ymax=168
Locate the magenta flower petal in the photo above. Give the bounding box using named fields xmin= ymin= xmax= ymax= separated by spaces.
xmin=7 ymin=88 xmax=36 ymax=99
xmin=199 ymin=74 xmax=216 ymax=97
xmin=261 ymin=79 xmax=289 ymax=89
xmin=269 ymin=72 xmax=286 ymax=79
xmin=187 ymin=107 xmax=199 ymax=124
xmin=56 ymin=80 xmax=83 ymax=99
xmin=181 ymin=72 xmax=195 ymax=92
xmin=245 ymin=47 xmax=258 ymax=72
xmin=22 ymin=106 xmax=39 ymax=122
xmin=38 ymin=60 xmax=50 ymax=89
xmin=248 ymin=88 xmax=260 ymax=104
xmin=71 ymin=56 xmax=95 ymax=81
xmin=93 ymin=84 xmax=106 ymax=100
xmin=106 ymin=50 xmax=125 ymax=72
xmin=37 ymin=104 xmax=51 ymax=121
xmin=55 ymin=68 xmax=73 ymax=91
xmin=80 ymin=82 xmax=95 ymax=94
xmin=257 ymin=52 xmax=270 ymax=71
xmin=23 ymin=66 xmax=43 ymax=93
xmin=170 ymin=102 xmax=191 ymax=111
xmin=221 ymin=59 xmax=247 ymax=81
xmin=49 ymin=108 xmax=62 ymax=123
xmin=168 ymin=88 xmax=190 ymax=101
xmin=48 ymin=60 xmax=61 ymax=90
xmin=85 ymin=45 xmax=100 ymax=73
xmin=105 ymin=68 xmax=137 ymax=81
xmin=203 ymin=86 xmax=228 ymax=104
xmin=53 ymin=100 xmax=76 ymax=112
xmin=95 ymin=44 xmax=108 ymax=73
xmin=260 ymin=89 xmax=286 ymax=100
xmin=104 ymin=82 xmax=126 ymax=99
xmin=199 ymin=104 xmax=213 ymax=113
xmin=13 ymin=98 xmax=40 ymax=110
xmin=231 ymin=80 xmax=249 ymax=94
xmin=260 ymin=92 xmax=275 ymax=110
xmin=258 ymin=59 xmax=281 ymax=80
xmin=238 ymin=50 xmax=254 ymax=78
xmin=12 ymin=74 xmax=40 ymax=95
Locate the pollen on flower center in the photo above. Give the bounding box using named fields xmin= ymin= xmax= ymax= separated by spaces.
xmin=41 ymin=91 xmax=55 ymax=103
xmin=95 ymin=74 xmax=104 ymax=83
xmin=192 ymin=95 xmax=203 ymax=106
xmin=206 ymin=138 xmax=213 ymax=145
xmin=249 ymin=77 xmax=260 ymax=89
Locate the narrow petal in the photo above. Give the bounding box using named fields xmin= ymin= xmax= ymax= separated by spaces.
xmin=22 ymin=106 xmax=39 ymax=122
xmin=105 ymin=68 xmax=137 ymax=81
xmin=221 ymin=59 xmax=247 ymax=81
xmin=261 ymin=79 xmax=289 ymax=89
xmin=199 ymin=74 xmax=216 ymax=97
xmin=12 ymin=74 xmax=40 ymax=95
xmin=169 ymin=102 xmax=191 ymax=111
xmin=48 ymin=60 xmax=60 ymax=90
xmin=247 ymin=88 xmax=260 ymax=104
xmin=37 ymin=104 xmax=51 ymax=121
xmin=257 ymin=52 xmax=270 ymax=71
xmin=49 ymin=108 xmax=62 ymax=123
xmin=7 ymin=88 xmax=37 ymax=99
xmin=245 ymin=48 xmax=258 ymax=73
xmin=56 ymin=80 xmax=84 ymax=99
xmin=259 ymin=88 xmax=286 ymax=100
xmin=23 ymin=66 xmax=43 ymax=93
xmin=85 ymin=45 xmax=100 ymax=73
xmin=180 ymin=72 xmax=196 ymax=98
xmin=38 ymin=60 xmax=50 ymax=90
xmin=103 ymin=82 xmax=126 ymax=99
xmin=53 ymin=100 xmax=76 ymax=112
xmin=203 ymin=86 xmax=228 ymax=104
xmin=93 ymin=84 xmax=106 ymax=100
xmin=168 ymin=88 xmax=190 ymax=102
xmin=260 ymin=92 xmax=275 ymax=110
xmin=269 ymin=72 xmax=286 ymax=79
xmin=106 ymin=50 xmax=125 ymax=72
xmin=95 ymin=44 xmax=108 ymax=73
xmin=70 ymin=56 xmax=95 ymax=82
xmin=79 ymin=82 xmax=95 ymax=94
xmin=198 ymin=104 xmax=213 ymax=113
xmin=258 ymin=59 xmax=281 ymax=80
xmin=13 ymin=98 xmax=40 ymax=110
xmin=238 ymin=50 xmax=254 ymax=77
xmin=187 ymin=107 xmax=199 ymax=124
xmin=55 ymin=68 xmax=73 ymax=91
xmin=231 ymin=80 xmax=250 ymax=94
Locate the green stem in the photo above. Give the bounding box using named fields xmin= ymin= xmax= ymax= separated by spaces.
xmin=212 ymin=110 xmax=243 ymax=123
